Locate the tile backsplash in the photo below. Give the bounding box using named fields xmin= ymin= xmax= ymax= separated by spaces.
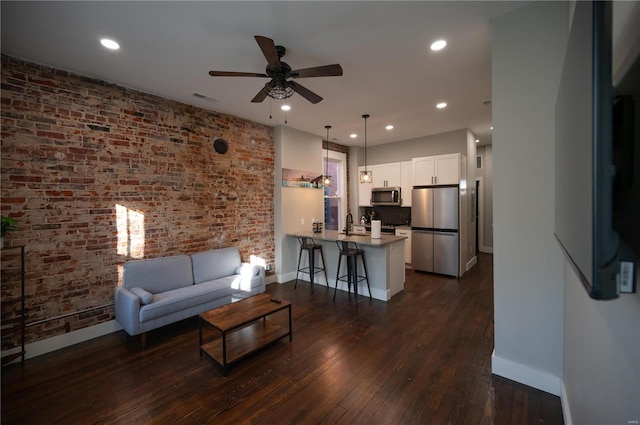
xmin=361 ymin=206 xmax=411 ymax=226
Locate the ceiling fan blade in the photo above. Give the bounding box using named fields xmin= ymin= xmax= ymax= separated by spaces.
xmin=288 ymin=81 xmax=323 ymax=104
xmin=251 ymin=83 xmax=272 ymax=103
xmin=209 ymin=71 xmax=268 ymax=78
xmin=254 ymin=35 xmax=281 ymax=72
xmin=291 ymin=64 xmax=343 ymax=78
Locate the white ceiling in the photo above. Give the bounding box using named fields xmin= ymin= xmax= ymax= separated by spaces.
xmin=1 ymin=1 xmax=528 ymax=147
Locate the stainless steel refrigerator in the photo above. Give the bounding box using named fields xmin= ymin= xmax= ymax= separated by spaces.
xmin=411 ymin=186 xmax=459 ymax=276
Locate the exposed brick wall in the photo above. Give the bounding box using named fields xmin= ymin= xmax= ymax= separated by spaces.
xmin=1 ymin=55 xmax=275 ymax=348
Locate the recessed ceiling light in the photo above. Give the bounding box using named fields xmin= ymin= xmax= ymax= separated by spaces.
xmin=100 ymin=38 xmax=120 ymax=50
xmin=490 ymin=126 xmax=494 ymax=130
xmin=475 ymin=139 xmax=480 ymax=143
xmin=281 ymin=104 xmax=291 ymax=111
xmin=436 ymin=102 xmax=447 ymax=109
xmin=350 ymin=133 xmax=358 ymax=138
xmin=385 ymin=125 xmax=394 ymax=130
xmin=430 ymin=40 xmax=447 ymax=51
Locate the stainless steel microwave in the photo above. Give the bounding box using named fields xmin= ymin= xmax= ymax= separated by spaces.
xmin=371 ymin=187 xmax=401 ymax=206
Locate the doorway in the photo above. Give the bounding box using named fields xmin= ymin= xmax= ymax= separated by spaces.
xmin=476 ymin=177 xmax=484 ymax=254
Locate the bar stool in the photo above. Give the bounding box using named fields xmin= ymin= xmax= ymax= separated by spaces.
xmin=334 ymin=240 xmax=371 ymax=302
xmin=295 ymin=237 xmax=327 ymax=293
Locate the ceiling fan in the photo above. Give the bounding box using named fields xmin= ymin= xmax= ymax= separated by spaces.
xmin=208 ymin=35 xmax=343 ymax=104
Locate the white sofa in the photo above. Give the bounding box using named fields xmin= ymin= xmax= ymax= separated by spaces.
xmin=114 ymin=247 xmax=265 ymax=345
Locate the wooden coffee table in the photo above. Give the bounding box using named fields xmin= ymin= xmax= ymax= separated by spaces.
xmin=198 ymin=293 xmax=292 ymax=375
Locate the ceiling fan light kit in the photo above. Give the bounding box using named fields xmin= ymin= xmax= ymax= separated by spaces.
xmin=209 ymin=35 xmax=343 ymax=104
xmin=267 ymin=83 xmax=295 ymax=100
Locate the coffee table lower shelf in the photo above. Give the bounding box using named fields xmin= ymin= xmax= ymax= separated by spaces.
xmin=198 ymin=294 xmax=292 ymax=375
xmin=200 ymin=320 xmax=290 ymax=372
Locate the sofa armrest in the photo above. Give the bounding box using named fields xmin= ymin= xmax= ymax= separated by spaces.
xmin=258 ymin=265 xmax=266 ymax=291
xmin=114 ymin=286 xmax=142 ymax=336
xmin=248 ymin=263 xmax=266 ymax=293
xmin=235 ymin=263 xmax=261 ymax=276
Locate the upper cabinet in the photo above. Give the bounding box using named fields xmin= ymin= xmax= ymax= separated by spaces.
xmin=434 ymin=154 xmax=460 ymax=185
xmin=371 ymin=163 xmax=401 ymax=187
xmin=412 ymin=153 xmax=460 ymax=186
xmin=359 ymin=162 xmax=411 ymax=206
xmin=412 ymin=156 xmax=435 ymax=186
xmin=358 ymin=155 xmax=459 ymax=207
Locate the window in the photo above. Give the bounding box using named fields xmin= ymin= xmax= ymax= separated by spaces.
xmin=324 ymin=150 xmax=346 ymax=231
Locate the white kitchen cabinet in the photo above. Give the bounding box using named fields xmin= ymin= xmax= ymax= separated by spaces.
xmin=412 ymin=156 xmax=435 ymax=186
xmin=401 ymin=161 xmax=413 ymax=207
xmin=359 ymin=161 xmax=411 ymax=206
xmin=412 ymin=153 xmax=460 ymax=186
xmin=395 ymin=228 xmax=412 ymax=264
xmin=358 ymin=165 xmax=372 ymax=206
xmin=371 ymin=162 xmax=401 ymax=188
xmin=371 ymin=164 xmax=386 ymax=188
xmin=434 ymin=154 xmax=460 ymax=185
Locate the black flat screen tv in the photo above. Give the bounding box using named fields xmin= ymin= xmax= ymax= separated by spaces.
xmin=554 ymin=0 xmax=637 ymax=300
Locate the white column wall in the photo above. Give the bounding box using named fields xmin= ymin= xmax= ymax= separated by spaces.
xmin=491 ymin=1 xmax=567 ymax=395
xmin=274 ymin=126 xmax=324 ymax=283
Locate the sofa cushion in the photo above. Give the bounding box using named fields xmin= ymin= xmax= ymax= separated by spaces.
xmin=124 ymin=254 xmax=193 ymax=293
xmin=139 ymin=280 xmax=234 ymax=322
xmin=191 ymin=247 xmax=241 ymax=284
xmin=130 ymin=287 xmax=153 ymax=305
xmin=203 ymin=274 xmax=263 ymax=293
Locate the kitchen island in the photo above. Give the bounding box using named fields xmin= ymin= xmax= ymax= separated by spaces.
xmin=286 ymin=230 xmax=406 ymax=301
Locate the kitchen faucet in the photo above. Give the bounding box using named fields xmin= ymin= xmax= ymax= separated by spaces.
xmin=345 ymin=212 xmax=353 ymax=235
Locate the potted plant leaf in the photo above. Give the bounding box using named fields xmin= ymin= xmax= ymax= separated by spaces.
xmin=1 ymin=216 xmax=19 ymax=249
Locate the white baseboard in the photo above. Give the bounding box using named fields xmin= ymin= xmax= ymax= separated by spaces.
xmin=1 ymin=320 xmax=123 ymax=363
xmin=466 ymin=256 xmax=478 ymax=271
xmin=276 ymin=271 xmax=297 ymax=283
xmin=491 ymin=349 xmax=561 ymax=396
xmin=480 ymin=245 xmax=494 ymax=254
xmin=265 ymin=274 xmax=277 ymax=285
xmin=560 ymin=379 xmax=573 ymax=425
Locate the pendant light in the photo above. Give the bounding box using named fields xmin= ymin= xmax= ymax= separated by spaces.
xmin=359 ymin=114 xmax=372 ymax=183
xmin=324 ymin=125 xmax=331 ymax=187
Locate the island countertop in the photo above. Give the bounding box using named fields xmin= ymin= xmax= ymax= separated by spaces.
xmin=286 ymin=230 xmax=406 ymax=247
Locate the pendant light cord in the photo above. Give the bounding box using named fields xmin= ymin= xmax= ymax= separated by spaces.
xmin=362 ymin=114 xmax=370 ymax=172
xmin=325 ymin=125 xmax=331 ymax=185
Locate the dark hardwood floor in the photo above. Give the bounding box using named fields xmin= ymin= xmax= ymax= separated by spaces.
xmin=1 ymin=253 xmax=564 ymax=425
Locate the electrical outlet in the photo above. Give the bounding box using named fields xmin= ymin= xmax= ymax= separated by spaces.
xmin=300 ymin=218 xmax=305 ymax=225
xmin=265 ymin=264 xmax=272 ymax=271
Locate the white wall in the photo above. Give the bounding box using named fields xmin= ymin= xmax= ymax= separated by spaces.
xmin=364 ymin=128 xmax=469 ymax=165
xmin=491 ymin=1 xmax=567 ymax=395
xmin=564 ymin=263 xmax=640 ymax=424
xmin=465 ymin=130 xmax=477 ymax=265
xmin=476 ymin=145 xmax=493 ymax=251
xmin=274 ymin=126 xmax=324 ymax=282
